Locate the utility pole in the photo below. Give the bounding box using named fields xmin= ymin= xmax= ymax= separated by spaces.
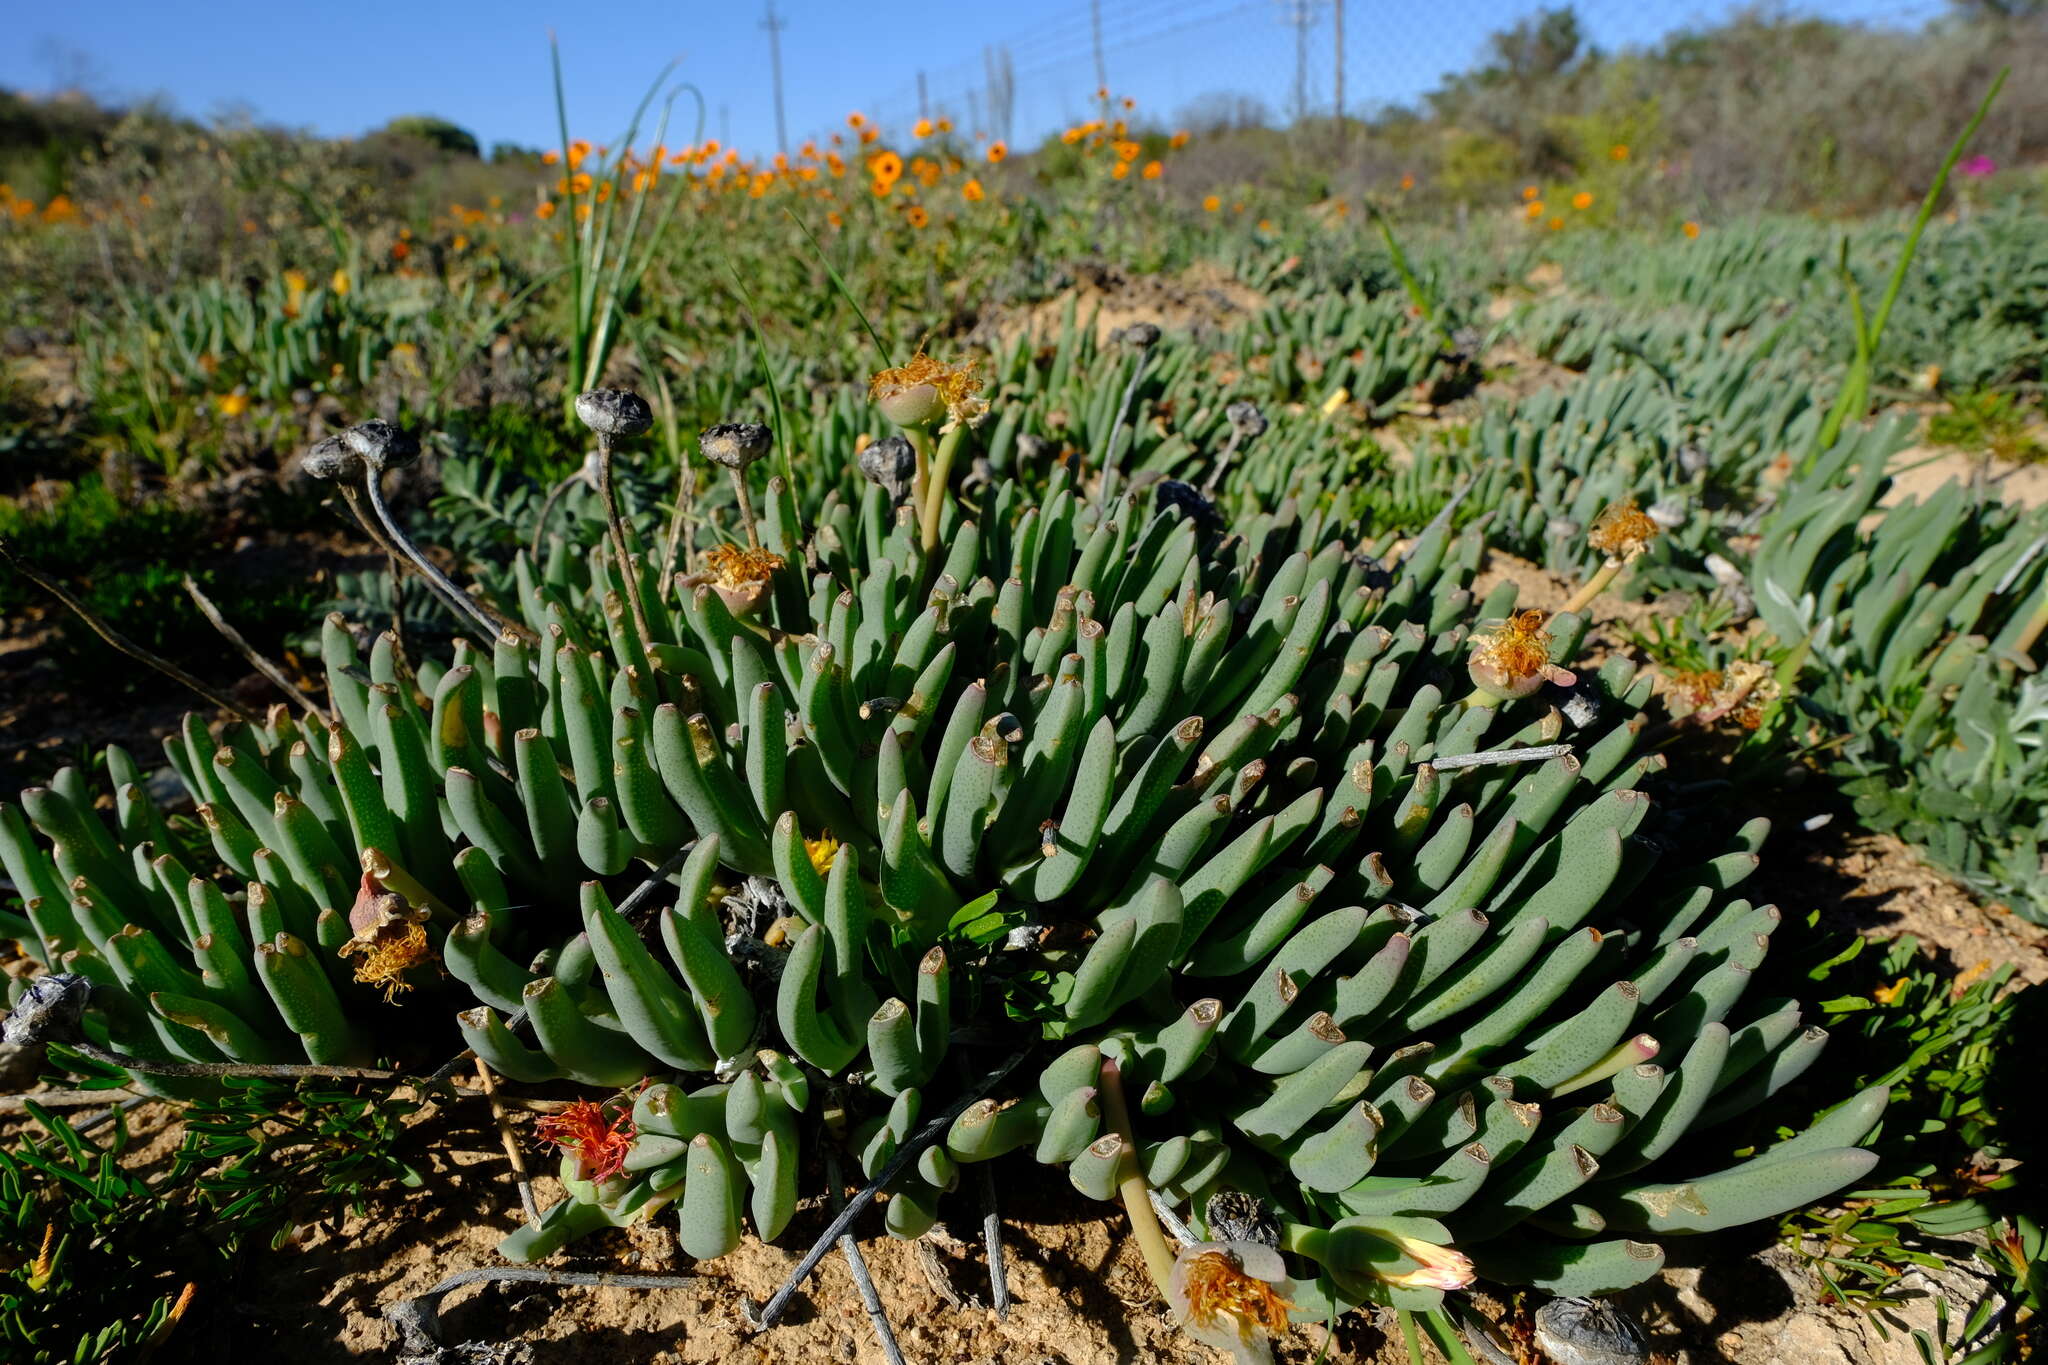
xmin=1334 ymin=0 xmax=1346 ymax=146
xmin=1091 ymin=0 xmax=1108 ymax=107
xmin=720 ymin=103 xmax=730 ymax=148
xmin=918 ymin=71 xmax=930 ymax=122
xmin=1288 ymin=0 xmax=1311 ymax=128
xmin=761 ymin=0 xmax=789 ymax=157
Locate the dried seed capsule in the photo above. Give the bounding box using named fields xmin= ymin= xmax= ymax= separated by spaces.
xmin=1225 ymin=400 xmax=1268 ymax=440
xmin=574 ymin=388 xmax=653 ymax=437
xmin=341 ymin=418 xmax=420 ymax=471
xmin=699 ymin=421 xmax=774 ymax=469
xmin=857 ymin=434 xmax=918 ymax=506
xmin=1117 ymin=321 xmax=1161 ymax=348
xmin=1532 ymin=1297 xmax=1650 ymax=1365
xmin=301 ymin=434 xmax=366 ymax=482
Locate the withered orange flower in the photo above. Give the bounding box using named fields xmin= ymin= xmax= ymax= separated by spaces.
xmin=869 ymin=349 xmax=987 ymax=431
xmin=340 ymin=868 xmax=438 ymax=1002
xmin=1588 ymin=498 xmax=1660 ymax=563
xmin=1468 ymin=608 xmax=1576 ymax=701
xmin=535 ymin=1097 xmax=636 ymax=1183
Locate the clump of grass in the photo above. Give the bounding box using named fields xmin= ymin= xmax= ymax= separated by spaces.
xmin=1927 ymin=389 xmax=2048 ymax=465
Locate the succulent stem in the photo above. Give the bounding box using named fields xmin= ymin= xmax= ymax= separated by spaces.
xmin=728 ymin=466 xmax=763 ymax=550
xmin=919 ymin=423 xmax=968 ymax=556
xmin=905 ymin=426 xmax=932 ymax=527
xmin=1097 ymin=1057 xmax=1178 ymax=1303
xmin=360 ymin=470 xmax=505 ymax=642
xmin=596 ymin=434 xmax=655 ymax=645
xmin=1560 ymin=559 xmax=1622 ymax=617
xmin=1104 ymin=348 xmax=1152 ymax=477
xmin=1201 ymin=426 xmax=1245 ymax=499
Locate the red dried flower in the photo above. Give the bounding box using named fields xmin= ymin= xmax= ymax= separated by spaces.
xmin=534 ymin=1098 xmax=636 ymax=1183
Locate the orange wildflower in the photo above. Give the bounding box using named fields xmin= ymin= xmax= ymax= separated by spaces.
xmin=986 ymin=141 xmax=1008 ymax=163
xmin=535 ymin=1097 xmax=636 ymax=1184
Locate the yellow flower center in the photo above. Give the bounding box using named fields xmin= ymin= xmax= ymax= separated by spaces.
xmin=702 ymin=543 xmax=786 ymax=590
xmin=341 ymin=916 xmax=435 ymax=1003
xmin=1471 ymin=609 xmax=1554 ymax=684
xmin=868 ymin=349 xmax=988 ymax=430
xmin=1589 ymin=498 xmax=1660 ymax=561
xmin=1180 ymin=1250 xmax=1293 ymax=1343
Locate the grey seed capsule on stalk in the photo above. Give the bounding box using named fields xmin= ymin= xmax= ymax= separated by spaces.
xmin=1204 ymin=1190 xmax=1281 ymax=1248
xmin=1117 ymin=321 xmax=1161 ymax=349
xmin=700 ymin=422 xmax=774 ymax=470
xmin=858 ymin=435 xmax=918 ymax=507
xmin=1533 ymin=1297 xmax=1649 ymax=1365
xmin=1225 ymin=400 xmax=1268 ymax=441
xmin=301 ymin=433 xmax=367 ymax=482
xmin=1 ymin=973 xmax=92 ymax=1047
xmin=342 ymin=419 xmax=421 ymax=471
xmin=574 ymin=388 xmax=653 ymax=438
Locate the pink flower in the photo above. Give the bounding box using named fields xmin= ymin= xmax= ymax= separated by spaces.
xmin=1960 ymin=155 xmax=1997 ymax=179
xmin=1378 ymin=1231 xmax=1476 ymax=1291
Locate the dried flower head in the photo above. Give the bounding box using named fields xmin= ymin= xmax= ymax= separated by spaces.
xmin=690 ymin=542 xmax=786 ymax=618
xmin=0 ymin=972 xmax=92 ymax=1048
xmin=1118 ymin=321 xmax=1162 ymax=349
xmin=340 ymin=869 xmax=437 ymax=1002
xmin=535 ymin=1096 xmax=637 ymax=1184
xmin=574 ymin=388 xmax=653 ymax=438
xmin=1169 ymin=1241 xmax=1295 ymax=1365
xmin=702 ymin=542 xmax=785 ymax=590
xmin=1468 ymin=609 xmax=1577 ymax=701
xmin=1225 ymin=400 xmax=1268 ymax=441
xmin=343 ymin=419 xmax=421 ymax=472
xmin=698 ymin=422 xmax=774 ymax=469
xmin=857 ymin=434 xmax=918 ymax=506
xmin=1722 ymin=659 xmax=1781 ymax=730
xmin=868 ymin=350 xmax=987 ymax=432
xmin=1588 ymin=498 xmax=1660 ymax=563
xmin=301 ymin=434 xmax=367 ymax=483
xmin=1668 ymin=668 xmax=1725 ymax=714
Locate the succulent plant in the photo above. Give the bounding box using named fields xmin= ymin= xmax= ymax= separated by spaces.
xmin=0 ymin=371 xmax=1883 ymax=1347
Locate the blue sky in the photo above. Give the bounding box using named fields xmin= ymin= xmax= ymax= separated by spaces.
xmin=2 ymin=0 xmax=1947 ymax=158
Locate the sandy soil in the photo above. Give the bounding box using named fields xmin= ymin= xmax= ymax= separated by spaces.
xmin=972 ymin=262 xmax=1268 ymax=351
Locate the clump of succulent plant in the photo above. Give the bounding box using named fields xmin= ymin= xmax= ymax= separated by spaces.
xmin=0 ymin=372 xmax=1880 ymax=1355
